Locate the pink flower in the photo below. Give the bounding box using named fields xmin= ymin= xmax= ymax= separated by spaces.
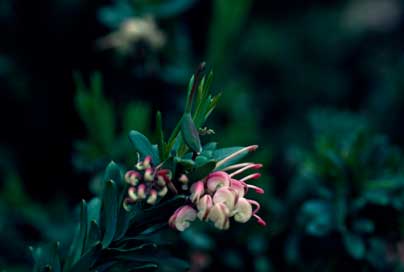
xmin=169 ymin=205 xmax=197 ymax=231
xmin=197 ymin=195 xmax=213 ymax=221
xmin=232 ymin=197 xmax=252 ymax=223
xmin=230 ymin=179 xmax=246 ymax=197
xmin=213 ymin=187 xmax=237 ymax=210
xmin=167 ymin=144 xmax=267 ymax=231
xmin=207 ymin=202 xmax=230 ymax=230
xmin=206 ymin=172 xmax=230 ymax=194
xmin=190 ymin=181 xmax=205 ymax=203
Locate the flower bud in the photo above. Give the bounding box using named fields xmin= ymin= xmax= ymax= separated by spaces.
xmin=197 ymin=194 xmax=213 ymax=221
xmin=128 ymin=187 xmax=138 ymax=201
xmin=208 ymin=203 xmax=230 ymax=230
xmin=125 ymin=170 xmax=141 ymax=186
xmin=232 ymin=197 xmax=252 ymax=223
xmin=137 ymin=184 xmax=146 ymax=199
xmin=123 ymin=197 xmax=135 ymax=211
xmin=169 ymin=205 xmax=197 ymax=231
xmin=143 ymin=156 xmax=152 ymax=168
xmin=157 ymin=186 xmax=168 ymax=197
xmin=157 ymin=169 xmax=171 ymax=186
xmin=157 ymin=175 xmax=166 ymax=186
xmin=144 ymin=168 xmax=154 ymax=182
xmin=213 ymin=187 xmax=237 ymax=210
xmin=206 ymin=171 xmax=230 ymax=194
xmin=147 ymin=189 xmax=158 ymax=205
xmin=190 ymin=181 xmax=205 ymax=203
xmin=179 ymin=174 xmax=189 ymax=184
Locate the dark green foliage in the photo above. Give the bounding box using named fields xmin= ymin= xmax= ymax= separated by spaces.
xmin=31 ymin=66 xmax=224 ymax=272
xmin=285 ymin=110 xmax=404 ymax=270
xmin=31 ymin=161 xmax=189 ymax=272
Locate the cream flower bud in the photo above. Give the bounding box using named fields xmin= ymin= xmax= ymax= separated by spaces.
xmin=143 ymin=156 xmax=152 ymax=168
xmin=197 ymin=194 xmax=213 ymax=221
xmin=147 ymin=189 xmax=158 ymax=205
xmin=128 ymin=187 xmax=138 ymax=201
xmin=137 ymin=184 xmax=146 ymax=199
xmin=157 ymin=175 xmax=166 ymax=186
xmin=144 ymin=168 xmax=154 ymax=182
xmin=157 ymin=186 xmax=168 ymax=197
xmin=169 ymin=205 xmax=197 ymax=231
xmin=125 ymin=170 xmax=141 ymax=186
xmin=213 ymin=187 xmax=237 ymax=211
xmin=190 ymin=181 xmax=205 ymax=203
xmin=156 ymin=169 xmax=171 ymax=186
xmin=123 ymin=197 xmax=135 ymax=211
xmin=232 ymin=197 xmax=252 ymax=223
xmin=179 ymin=174 xmax=189 ymax=184
xmin=208 ymin=203 xmax=230 ymax=230
xmin=206 ymin=171 xmax=230 ymax=194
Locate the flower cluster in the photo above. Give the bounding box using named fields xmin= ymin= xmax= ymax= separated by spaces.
xmin=169 ymin=146 xmax=266 ymax=231
xmin=123 ymin=156 xmax=175 ymax=210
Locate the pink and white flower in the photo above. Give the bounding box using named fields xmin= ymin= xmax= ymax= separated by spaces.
xmin=168 ymin=145 xmax=267 ymax=231
xmin=169 ymin=205 xmax=197 ymax=231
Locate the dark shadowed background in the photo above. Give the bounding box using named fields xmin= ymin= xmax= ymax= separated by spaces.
xmin=1 ymin=0 xmax=404 ymax=271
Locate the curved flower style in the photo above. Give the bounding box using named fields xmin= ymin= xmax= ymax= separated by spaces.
xmin=170 ymin=145 xmax=266 ymax=231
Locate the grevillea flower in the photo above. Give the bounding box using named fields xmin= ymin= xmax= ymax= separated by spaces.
xmin=123 ymin=156 xmax=176 ymax=211
xmin=169 ymin=145 xmax=267 ymax=231
xmin=169 ymin=205 xmax=197 ymax=231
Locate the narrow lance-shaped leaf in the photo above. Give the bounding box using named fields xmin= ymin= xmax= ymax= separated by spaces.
xmin=64 ymin=200 xmax=88 ymax=271
xmin=69 ymin=242 xmax=102 ymax=272
xmin=101 ymin=180 xmax=118 ymax=248
xmin=156 ymin=111 xmax=166 ymax=160
xmin=84 ymin=221 xmax=101 ymax=253
xmin=181 ymin=113 xmax=202 ymax=153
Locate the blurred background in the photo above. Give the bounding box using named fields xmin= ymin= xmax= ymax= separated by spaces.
xmin=1 ymin=0 xmax=404 ymax=271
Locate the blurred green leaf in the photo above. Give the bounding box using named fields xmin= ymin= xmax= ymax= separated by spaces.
xmin=129 ymin=130 xmax=160 ymax=163
xmin=101 ymin=180 xmax=118 ymax=248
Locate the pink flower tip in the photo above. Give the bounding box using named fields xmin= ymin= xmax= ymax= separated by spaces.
xmin=252 ymin=173 xmax=262 ymax=179
xmin=258 ymin=219 xmax=267 ymax=227
xmin=248 ymin=145 xmax=259 ymax=152
xmin=254 ymin=187 xmax=265 ymax=194
xmin=253 ymin=164 xmax=263 ymax=169
xmin=254 ymin=214 xmax=267 ymax=226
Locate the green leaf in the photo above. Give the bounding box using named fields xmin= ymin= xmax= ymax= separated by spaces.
xmin=129 ymin=130 xmax=160 ymax=164
xmin=87 ymin=197 xmax=101 ymax=225
xmin=203 ymin=142 xmax=218 ymax=151
xmin=189 ymin=157 xmax=217 ymax=182
xmin=156 ymin=111 xmax=166 ymax=160
xmin=129 ymin=196 xmax=187 ymax=234
xmin=343 ymin=231 xmax=366 ymax=260
xmin=174 ymin=157 xmax=195 ymax=170
xmin=104 ymin=161 xmax=123 ymax=187
xmin=69 ymin=242 xmax=102 ymax=272
xmin=64 ymin=200 xmax=88 ymax=271
xmin=181 ymin=113 xmax=202 ymax=153
xmin=101 ymin=180 xmax=118 ymax=248
xmin=31 ymin=242 xmax=61 ymax=272
xmin=84 ymin=221 xmax=101 ymax=253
